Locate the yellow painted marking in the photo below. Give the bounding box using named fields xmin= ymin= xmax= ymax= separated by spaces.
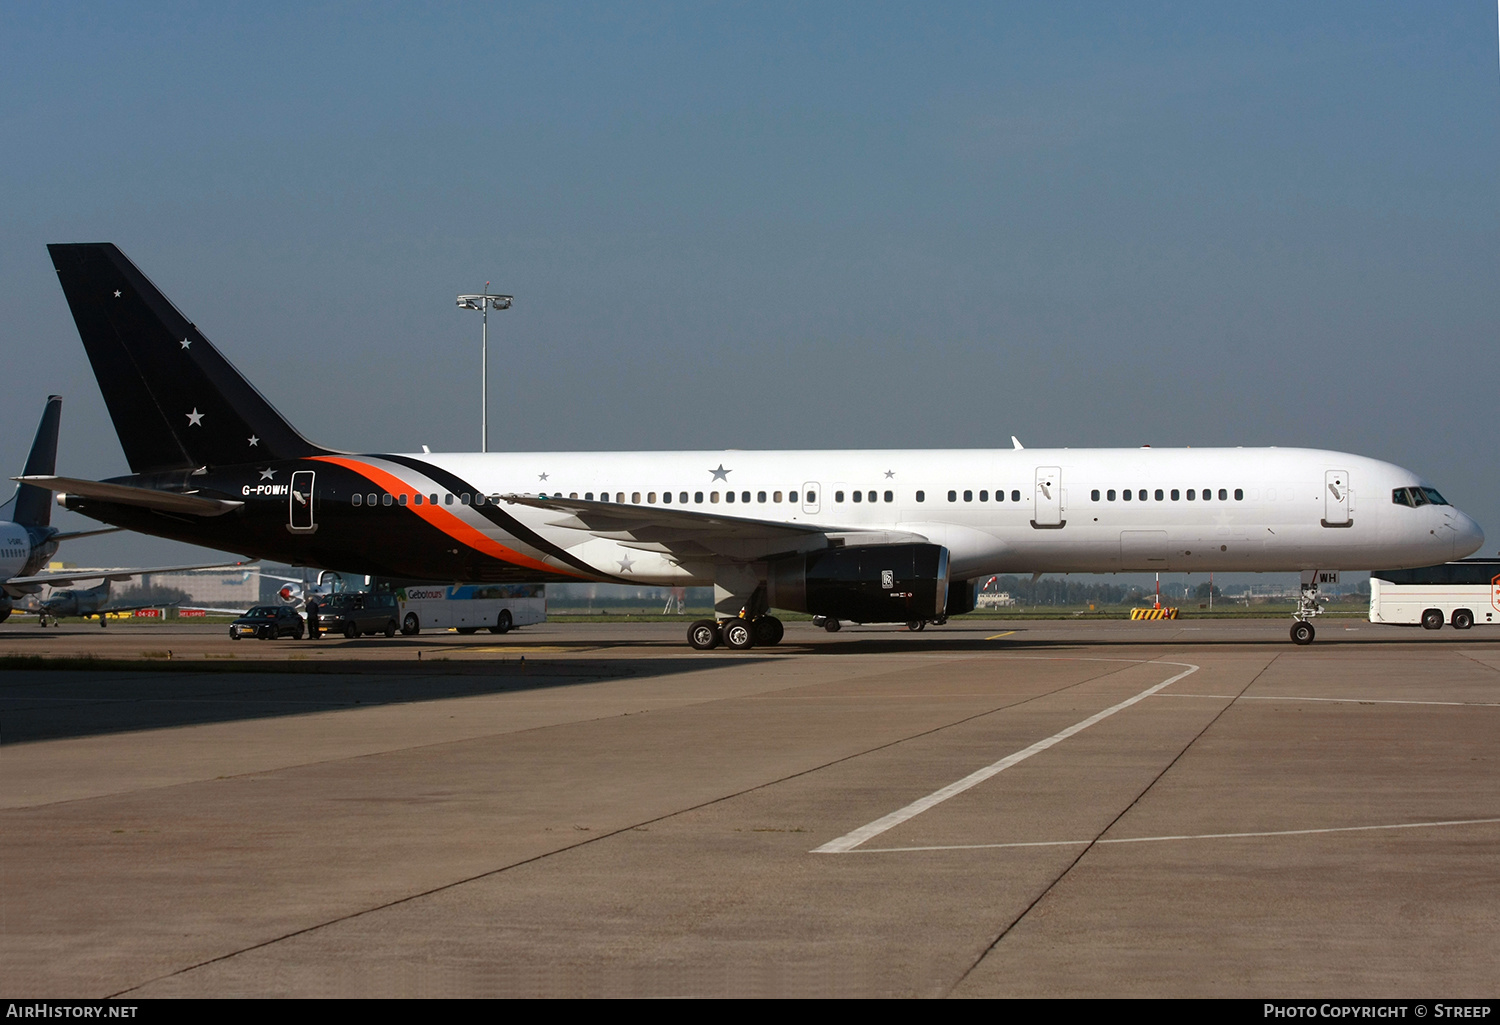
xmin=462 ymin=645 xmax=586 ymax=654
xmin=985 ymin=630 xmax=1017 ymax=640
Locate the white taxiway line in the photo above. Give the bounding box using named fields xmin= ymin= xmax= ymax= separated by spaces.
xmin=812 ymin=660 xmax=1199 ymax=854
xmin=1160 ymin=694 xmax=1500 ymax=708
xmin=847 ymin=816 xmax=1500 ymax=855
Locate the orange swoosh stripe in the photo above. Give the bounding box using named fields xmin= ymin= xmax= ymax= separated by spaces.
xmin=311 ymin=456 xmax=585 ymax=578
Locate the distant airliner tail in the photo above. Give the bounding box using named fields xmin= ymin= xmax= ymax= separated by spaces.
xmin=47 ymin=243 xmax=330 ymax=474
xmin=1 ymin=394 xmax=61 ymax=527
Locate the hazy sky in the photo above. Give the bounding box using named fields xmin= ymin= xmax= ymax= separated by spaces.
xmin=2 ymin=2 xmax=1496 ymax=571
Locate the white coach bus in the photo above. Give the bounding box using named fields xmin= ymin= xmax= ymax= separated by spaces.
xmin=1368 ymin=560 xmax=1500 ymax=631
xmin=394 ymin=582 xmax=545 ymax=635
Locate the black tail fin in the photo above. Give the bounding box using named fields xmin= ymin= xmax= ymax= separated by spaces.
xmin=47 ymin=243 xmax=329 ymax=474
xmin=2 ymin=395 xmax=61 ymax=527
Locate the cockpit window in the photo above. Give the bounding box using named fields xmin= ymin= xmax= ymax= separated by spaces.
xmin=1392 ymin=488 xmax=1413 ymax=507
xmin=1421 ymin=487 xmax=1449 ymax=506
xmin=1409 ymin=488 xmax=1428 ymax=507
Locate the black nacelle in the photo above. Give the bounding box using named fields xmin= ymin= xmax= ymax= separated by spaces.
xmin=768 ymin=543 xmax=949 ymax=623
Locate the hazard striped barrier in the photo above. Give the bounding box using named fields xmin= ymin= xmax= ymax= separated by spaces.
xmin=1130 ymin=607 xmax=1178 ymax=620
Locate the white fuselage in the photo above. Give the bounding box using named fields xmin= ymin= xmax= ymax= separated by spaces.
xmin=374 ymin=446 xmax=1483 ymax=585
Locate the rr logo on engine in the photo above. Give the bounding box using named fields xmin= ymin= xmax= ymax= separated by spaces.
xmin=881 ymin=570 xmax=893 ymax=589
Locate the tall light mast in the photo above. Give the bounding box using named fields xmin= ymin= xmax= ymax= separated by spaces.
xmin=456 ymin=285 xmax=513 ymax=453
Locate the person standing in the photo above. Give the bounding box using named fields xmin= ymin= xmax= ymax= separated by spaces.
xmin=305 ymin=598 xmax=320 ymax=639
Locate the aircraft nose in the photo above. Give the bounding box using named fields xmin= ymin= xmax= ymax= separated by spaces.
xmin=1449 ymin=509 xmax=1485 ymax=560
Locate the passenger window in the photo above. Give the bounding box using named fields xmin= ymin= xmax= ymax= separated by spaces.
xmin=462 ymin=493 xmax=472 ymax=505
xmin=1123 ymin=490 xmax=1132 ymax=502
xmin=995 ymin=489 xmax=1004 ymax=501
xmin=584 ymin=493 xmax=593 ymax=501
xmin=710 ymin=492 xmax=719 ymax=503
xmin=915 ymin=491 xmax=924 ymax=502
xmin=726 ymin=491 xmax=735 ymax=503
xmin=695 ymin=492 xmax=704 ymax=503
xmin=399 ymin=494 xmax=408 ymax=507
xmin=1234 ymin=489 xmax=1243 ymax=501
xmin=1170 ymin=489 xmax=1179 ymax=501
xmin=948 ymin=490 xmax=957 ymax=502
xmin=352 ymin=493 xmax=362 ymax=506
xmin=963 ymin=490 xmax=973 ymax=502
xmin=774 ymin=491 xmax=783 ymax=502
xmin=1107 ymin=490 xmax=1116 ymax=501
xmin=616 ymin=492 xmax=624 ymax=503
xmin=835 ymin=491 xmax=845 ymax=503
xmin=446 ymin=494 xmax=455 ymax=505
xmin=569 ymin=493 xmax=577 ymax=500
xmin=430 ymin=494 xmax=438 ymax=505
xmin=1154 ymin=489 xmax=1164 ymax=501
xmin=867 ymin=491 xmax=876 ymax=502
xmin=741 ymin=491 xmax=750 ymax=503
xmin=632 ymin=492 xmax=641 ymax=503
xmin=980 ymin=490 xmax=989 ymax=502
xmin=1011 ymin=490 xmax=1021 ymax=502
xmin=758 ymin=491 xmax=767 ymax=503
xmin=647 ymin=492 xmax=656 ymax=504
xmin=789 ymin=491 xmax=798 ymax=503
xmin=804 ymin=491 xmax=814 ymax=503
xmin=662 ymin=491 xmax=671 ymax=503
xmin=1090 ymin=490 xmax=1099 ymax=502
xmin=369 ymin=494 xmax=377 ymax=505
xmin=474 ymin=494 xmax=485 ymax=506
xmin=1137 ymin=490 xmax=1146 ymax=501
xmin=852 ymin=491 xmax=862 ymax=503
xmin=884 ymin=491 xmax=893 ymax=503
xmin=1187 ymin=489 xmax=1195 ymax=501
xmin=413 ymin=494 xmax=424 ymax=506
xmin=680 ymin=492 xmax=688 ymax=503
xmin=1218 ymin=489 xmax=1227 ymax=501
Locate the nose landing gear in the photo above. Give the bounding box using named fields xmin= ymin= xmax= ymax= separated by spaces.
xmin=1290 ymin=570 xmax=1329 ymax=645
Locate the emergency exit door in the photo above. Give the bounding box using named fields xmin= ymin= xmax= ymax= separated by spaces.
xmin=1322 ymin=469 xmax=1351 ymax=528
xmin=288 ymin=470 xmax=317 ymax=533
xmin=1031 ymin=466 xmax=1064 ymax=528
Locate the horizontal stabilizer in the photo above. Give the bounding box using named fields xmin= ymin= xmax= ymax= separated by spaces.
xmin=6 ymin=559 xmax=258 ymax=590
xmin=15 ymin=475 xmax=244 ymax=517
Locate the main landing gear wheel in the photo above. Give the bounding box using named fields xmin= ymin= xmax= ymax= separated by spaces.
xmin=1421 ymin=609 xmax=1445 ymax=631
xmin=1290 ymin=621 xmax=1315 ymax=645
xmin=722 ymin=619 xmax=755 ymax=650
xmin=753 ymin=616 xmax=784 ymax=646
xmin=687 ymin=619 xmax=721 ymax=650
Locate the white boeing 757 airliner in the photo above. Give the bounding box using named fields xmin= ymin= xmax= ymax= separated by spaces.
xmin=23 ymin=244 xmax=1485 ymax=648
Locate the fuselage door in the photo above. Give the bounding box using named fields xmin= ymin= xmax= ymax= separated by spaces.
xmin=1032 ymin=466 xmax=1064 ymax=528
xmin=289 ymin=470 xmax=318 ymax=533
xmin=802 ymin=482 xmax=821 ymax=515
xmin=1322 ymin=469 xmax=1351 ymax=528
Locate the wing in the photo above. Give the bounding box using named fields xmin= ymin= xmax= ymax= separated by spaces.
xmin=499 ymin=494 xmax=928 ymax=562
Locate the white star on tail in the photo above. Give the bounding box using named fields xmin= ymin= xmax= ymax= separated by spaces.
xmin=186 ymin=409 xmax=205 ymax=426
xmin=259 ymin=468 xmax=277 ymax=480
xmin=180 ymin=338 xmax=192 ymax=349
xmin=248 ymin=436 xmax=259 ymax=447
xmin=617 ymin=554 xmax=636 ymax=573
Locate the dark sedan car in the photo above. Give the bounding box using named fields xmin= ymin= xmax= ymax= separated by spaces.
xmin=230 ymin=605 xmax=305 ymax=640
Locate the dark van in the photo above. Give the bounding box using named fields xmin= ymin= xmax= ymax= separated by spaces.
xmin=314 ymin=592 xmax=400 ymax=639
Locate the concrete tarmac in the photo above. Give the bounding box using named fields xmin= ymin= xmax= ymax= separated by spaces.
xmin=2 ymin=618 xmax=1498 ymax=997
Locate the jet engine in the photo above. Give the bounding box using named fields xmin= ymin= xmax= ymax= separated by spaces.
xmin=767 ymin=543 xmax=949 ymax=623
